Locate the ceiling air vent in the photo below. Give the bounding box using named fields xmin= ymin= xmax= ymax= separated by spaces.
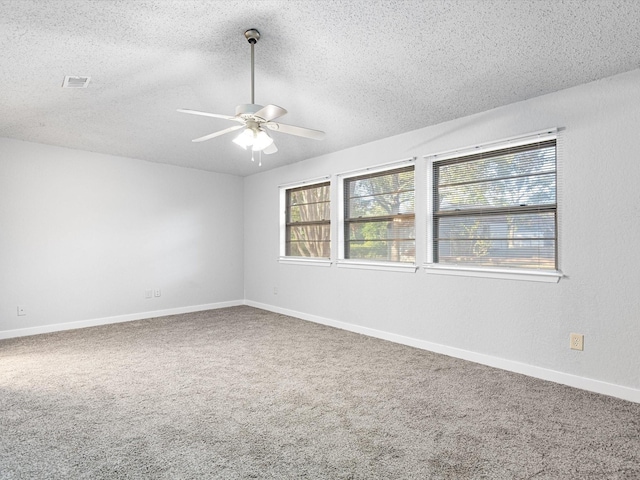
xmin=62 ymin=76 xmax=91 ymax=88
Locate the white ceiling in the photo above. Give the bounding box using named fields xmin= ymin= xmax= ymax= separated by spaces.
xmin=1 ymin=0 xmax=640 ymax=177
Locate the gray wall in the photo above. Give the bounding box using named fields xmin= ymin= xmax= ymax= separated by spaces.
xmin=2 ymin=68 xmax=638 ymax=402
xmin=244 ymin=68 xmax=640 ymax=400
xmin=1 ymin=138 xmax=245 ymax=335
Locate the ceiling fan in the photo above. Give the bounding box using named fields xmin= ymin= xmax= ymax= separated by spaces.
xmin=178 ymin=29 xmax=325 ymax=165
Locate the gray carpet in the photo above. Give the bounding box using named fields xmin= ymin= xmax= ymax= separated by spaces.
xmin=1 ymin=306 xmax=638 ymax=479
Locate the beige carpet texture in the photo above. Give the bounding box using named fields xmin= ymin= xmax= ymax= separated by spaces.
xmin=1 ymin=306 xmax=639 ymax=479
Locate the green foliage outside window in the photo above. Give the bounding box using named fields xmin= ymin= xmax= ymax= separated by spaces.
xmin=434 ymin=140 xmax=557 ymax=269
xmin=345 ymin=165 xmax=415 ymax=263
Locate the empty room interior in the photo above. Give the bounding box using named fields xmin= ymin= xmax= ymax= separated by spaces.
xmin=2 ymin=1 xmax=640 ymax=478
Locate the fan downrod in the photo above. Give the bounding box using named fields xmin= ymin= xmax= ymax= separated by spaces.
xmin=244 ymin=29 xmax=260 ymax=104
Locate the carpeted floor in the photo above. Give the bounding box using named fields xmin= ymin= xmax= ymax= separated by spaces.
xmin=0 ymin=306 xmax=639 ymax=479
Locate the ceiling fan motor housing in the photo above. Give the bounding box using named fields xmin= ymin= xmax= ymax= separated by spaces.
xmin=236 ymin=103 xmax=264 ymax=120
xmin=235 ymin=103 xmax=264 ymax=119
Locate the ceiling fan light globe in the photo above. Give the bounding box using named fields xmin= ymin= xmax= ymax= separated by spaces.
xmin=232 ymin=128 xmax=255 ymax=149
xmin=251 ymin=130 xmax=274 ymax=151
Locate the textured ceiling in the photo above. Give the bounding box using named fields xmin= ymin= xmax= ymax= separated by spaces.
xmin=1 ymin=0 xmax=640 ymax=176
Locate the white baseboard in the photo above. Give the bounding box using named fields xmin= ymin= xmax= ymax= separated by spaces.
xmin=3 ymin=299 xmax=637 ymax=404
xmin=245 ymin=300 xmax=640 ymax=404
xmin=0 ymin=300 xmax=244 ymax=340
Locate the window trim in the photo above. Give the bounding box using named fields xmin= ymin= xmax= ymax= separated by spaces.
xmin=423 ymin=129 xmax=562 ymax=281
xmin=424 ymin=264 xmax=562 ymax=283
xmin=423 ymin=128 xmax=558 ymax=164
xmin=337 ymin=158 xmax=416 ymax=270
xmin=337 ymin=260 xmax=418 ymax=273
xmin=278 ymin=257 xmax=333 ymax=267
xmin=279 ymin=177 xmax=331 ymax=263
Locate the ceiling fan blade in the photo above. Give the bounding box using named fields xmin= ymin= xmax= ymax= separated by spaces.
xmin=254 ymin=104 xmax=287 ymax=122
xmin=263 ymin=142 xmax=278 ymax=155
xmin=177 ymin=109 xmax=243 ymax=123
xmin=192 ymin=125 xmax=244 ymax=142
xmin=265 ymin=122 xmax=325 ymax=140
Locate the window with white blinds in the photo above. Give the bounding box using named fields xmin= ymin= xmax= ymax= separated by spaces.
xmin=433 ymin=139 xmax=557 ymax=270
xmin=285 ymin=182 xmax=331 ymax=258
xmin=344 ymin=165 xmax=415 ymax=263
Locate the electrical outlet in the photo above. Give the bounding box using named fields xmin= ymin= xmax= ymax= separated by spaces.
xmin=273 ymin=287 xmax=278 ymax=295
xmin=570 ymin=333 xmax=584 ymax=351
xmin=154 ymin=288 xmax=161 ymax=297
xmin=17 ymin=305 xmax=26 ymax=316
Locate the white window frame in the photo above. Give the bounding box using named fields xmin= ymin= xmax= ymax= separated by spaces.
xmin=424 ymin=129 xmax=563 ymax=283
xmin=278 ymin=176 xmax=332 ymax=267
xmin=337 ymin=158 xmax=418 ymax=273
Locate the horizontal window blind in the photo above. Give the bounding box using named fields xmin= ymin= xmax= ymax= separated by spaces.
xmin=433 ymin=139 xmax=557 ymax=270
xmin=344 ymin=165 xmax=415 ymax=263
xmin=286 ymin=182 xmax=330 ymax=258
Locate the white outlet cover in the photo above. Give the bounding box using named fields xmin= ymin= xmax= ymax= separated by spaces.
xmin=570 ymin=333 xmax=584 ymax=351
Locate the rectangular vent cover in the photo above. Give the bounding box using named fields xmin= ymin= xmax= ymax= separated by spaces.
xmin=62 ymin=76 xmax=91 ymax=88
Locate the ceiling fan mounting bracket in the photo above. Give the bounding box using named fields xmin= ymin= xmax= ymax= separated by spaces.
xmin=244 ymin=29 xmax=260 ymax=44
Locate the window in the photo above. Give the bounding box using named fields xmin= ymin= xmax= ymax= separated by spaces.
xmin=284 ymin=181 xmax=330 ymax=258
xmin=343 ymin=165 xmax=415 ymax=263
xmin=432 ymin=139 xmax=557 ymax=270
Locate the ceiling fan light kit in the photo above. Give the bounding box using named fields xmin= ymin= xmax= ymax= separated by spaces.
xmin=178 ymin=28 xmax=325 ymax=166
xmin=232 ymin=123 xmax=274 ymax=151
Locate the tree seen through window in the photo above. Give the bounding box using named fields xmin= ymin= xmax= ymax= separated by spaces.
xmin=344 ymin=165 xmax=415 ymax=262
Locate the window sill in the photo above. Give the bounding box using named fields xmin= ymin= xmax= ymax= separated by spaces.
xmin=423 ymin=264 xmax=563 ymax=283
xmin=278 ymin=257 xmax=332 ymax=267
xmin=337 ymin=260 xmax=418 ymax=273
